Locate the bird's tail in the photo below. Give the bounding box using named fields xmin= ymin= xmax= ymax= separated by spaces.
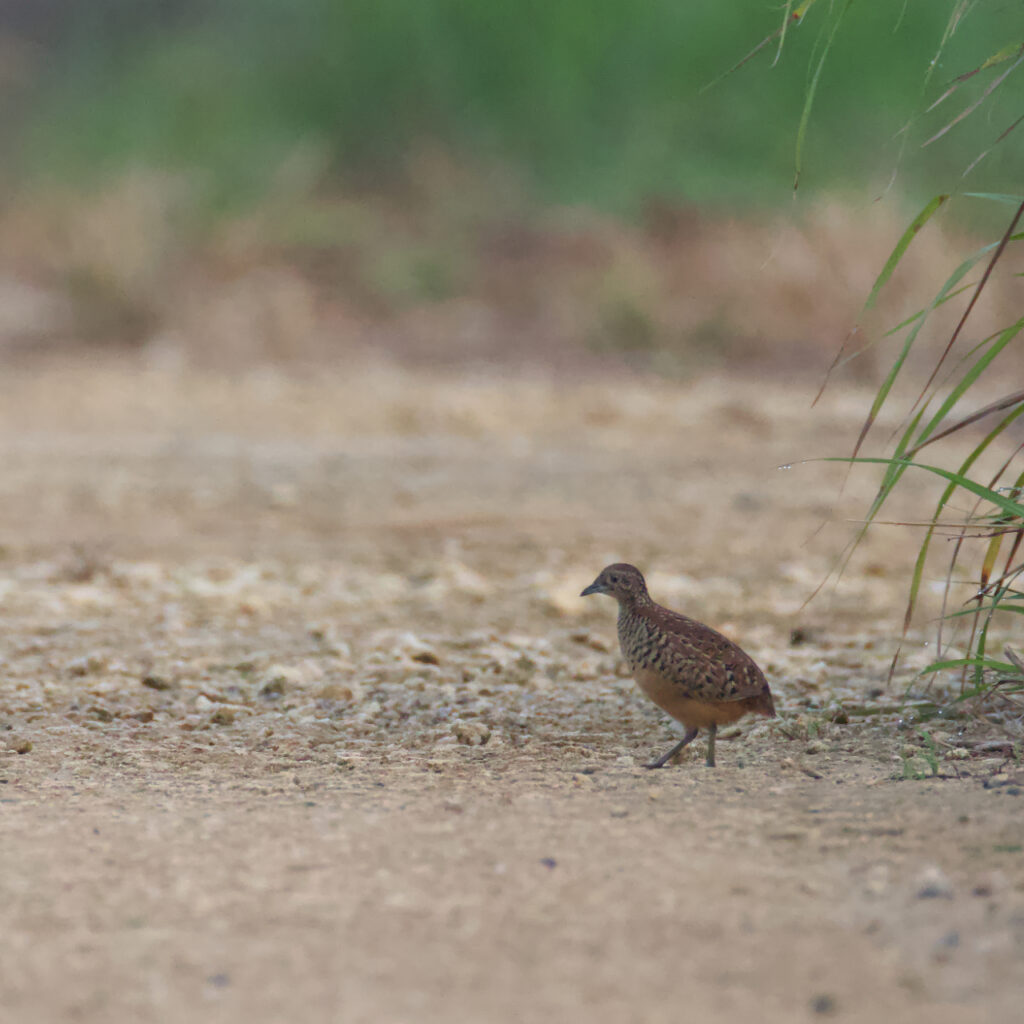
xmin=757 ymin=688 xmax=777 ymax=718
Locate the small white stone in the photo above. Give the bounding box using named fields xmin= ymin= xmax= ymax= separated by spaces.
xmin=571 ymin=656 xmax=601 ymax=681
xmin=452 ymin=720 xmax=490 ymax=746
xmin=915 ymin=864 xmax=954 ymax=899
xmin=67 ymin=653 xmax=105 ymax=677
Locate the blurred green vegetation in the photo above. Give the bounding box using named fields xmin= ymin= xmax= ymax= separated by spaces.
xmin=13 ymin=0 xmax=1024 ymax=215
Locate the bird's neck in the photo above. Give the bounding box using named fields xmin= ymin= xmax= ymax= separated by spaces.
xmin=617 ymin=592 xmax=651 ymax=614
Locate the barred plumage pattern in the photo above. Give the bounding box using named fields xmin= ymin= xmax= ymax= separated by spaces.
xmin=617 ymin=599 xmax=771 ymax=706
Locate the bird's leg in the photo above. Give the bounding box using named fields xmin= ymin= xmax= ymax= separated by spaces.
xmin=644 ymin=726 xmax=699 ymax=769
xmin=705 ymin=723 xmax=717 ymax=768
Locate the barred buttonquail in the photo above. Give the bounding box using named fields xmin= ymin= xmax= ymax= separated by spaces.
xmin=581 ymin=563 xmax=775 ymax=768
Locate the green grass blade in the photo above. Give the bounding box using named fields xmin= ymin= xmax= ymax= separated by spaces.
xmin=699 ymin=0 xmax=814 ymax=93
xmin=830 ymin=457 xmax=1024 ymax=521
xmin=907 ymin=388 xmax=1024 ymax=456
xmin=879 ymin=222 xmax=1024 ymax=343
xmin=850 ymin=229 xmax=976 ymax=458
xmin=961 ymin=115 xmax=1024 ymax=179
xmin=842 ymin=196 xmax=968 ymax=451
xmin=980 ymin=534 xmax=1003 ymax=587
xmin=978 ymin=41 xmax=1024 ymax=71
xmin=793 ymin=0 xmax=851 ymax=193
xmin=899 ymin=404 xmax=1024 ymax=632
xmin=882 ymin=281 xmax=977 ymax=338
xmin=825 ymin=229 xmax=1011 ymax=386
xmin=925 ymin=42 xmax=1024 ymax=114
xmin=863 ymin=194 xmax=949 ymax=311
xmin=997 ymin=481 xmax=1024 ymax=583
xmin=851 ymin=405 xmax=929 ymax=546
xmin=700 ymin=25 xmax=783 ymax=93
xmin=806 ymin=403 xmax=931 ymax=613
xmin=919 ymin=657 xmax=1018 ymax=675
xmin=910 ymin=202 xmax=1024 ymax=417
xmin=943 ymin=601 xmax=1024 ymax=620
xmin=825 ymin=445 xmax=1024 ymax=650
xmin=964 ymin=192 xmax=1024 ymax=205
xmin=903 ymin=533 xmax=933 ymax=632
xmin=975 ymin=575 xmax=1024 ymax=687
xmin=911 ymin=316 xmax=1024 ymax=449
xmin=923 ymin=50 xmax=1024 ymax=148
xmin=776 ymin=0 xmax=817 ymax=64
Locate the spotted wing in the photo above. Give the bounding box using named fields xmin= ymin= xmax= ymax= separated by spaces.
xmin=649 ymin=605 xmax=771 ymax=704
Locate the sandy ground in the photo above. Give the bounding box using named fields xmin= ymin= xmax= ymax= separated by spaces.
xmin=1 ymin=359 xmax=1022 ymax=1023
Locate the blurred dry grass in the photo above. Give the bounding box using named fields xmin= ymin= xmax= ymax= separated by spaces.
xmin=1 ymin=172 xmax=1020 ymax=379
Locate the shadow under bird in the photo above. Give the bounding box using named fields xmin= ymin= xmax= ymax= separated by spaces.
xmin=581 ymin=563 xmax=775 ymax=768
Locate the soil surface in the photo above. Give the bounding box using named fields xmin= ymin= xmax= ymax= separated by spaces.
xmin=1 ymin=360 xmax=1022 ymax=1023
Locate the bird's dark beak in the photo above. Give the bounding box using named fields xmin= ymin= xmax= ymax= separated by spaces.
xmin=580 ymin=578 xmax=606 ymax=597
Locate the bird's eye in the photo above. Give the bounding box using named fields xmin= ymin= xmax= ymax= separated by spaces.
xmin=608 ymin=574 xmax=617 ymax=584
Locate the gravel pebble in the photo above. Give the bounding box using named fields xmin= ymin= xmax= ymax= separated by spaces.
xmin=452 ymin=720 xmax=490 ymax=746
xmin=915 ymin=865 xmax=954 ymax=900
xmin=67 ymin=654 xmax=105 ymax=677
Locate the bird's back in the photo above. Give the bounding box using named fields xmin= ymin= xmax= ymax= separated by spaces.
xmin=618 ymin=600 xmax=774 ymax=713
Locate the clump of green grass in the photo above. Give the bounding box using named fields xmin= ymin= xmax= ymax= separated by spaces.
xmin=828 ymin=192 xmax=1024 ymax=697
xmin=784 ymin=1 xmax=1024 ymax=702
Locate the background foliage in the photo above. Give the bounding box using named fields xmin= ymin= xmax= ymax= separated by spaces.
xmin=9 ymin=0 xmax=1023 ymax=214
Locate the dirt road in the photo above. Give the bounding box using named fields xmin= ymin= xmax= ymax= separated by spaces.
xmin=1 ymin=361 xmax=1021 ymax=1023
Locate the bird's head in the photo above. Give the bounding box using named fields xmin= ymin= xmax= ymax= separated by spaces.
xmin=580 ymin=563 xmax=649 ymax=605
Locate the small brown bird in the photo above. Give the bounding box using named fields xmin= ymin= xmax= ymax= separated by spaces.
xmin=581 ymin=563 xmax=775 ymax=768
